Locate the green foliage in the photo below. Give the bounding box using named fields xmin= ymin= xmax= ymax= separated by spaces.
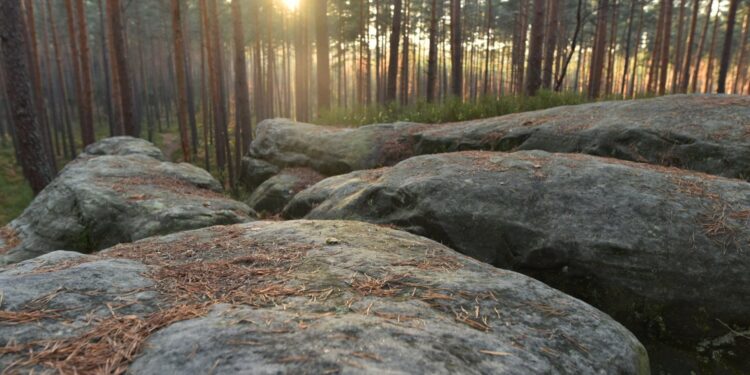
xmin=0 ymin=143 xmax=33 ymax=225
xmin=315 ymin=91 xmax=593 ymax=127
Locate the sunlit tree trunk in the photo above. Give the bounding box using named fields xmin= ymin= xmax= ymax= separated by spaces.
xmin=541 ymin=0 xmax=557 ymax=90
xmin=703 ymin=1 xmax=722 ymax=92
xmin=426 ymin=0 xmax=439 ymax=102
xmin=386 ymin=0 xmax=402 ymax=102
xmin=671 ymin=0 xmax=688 ymax=92
xmin=589 ymin=0 xmax=610 ymax=98
xmin=658 ymin=0 xmax=673 ymax=95
xmin=733 ymin=4 xmax=750 ymax=92
xmin=315 ymin=0 xmax=331 ymax=111
xmin=691 ymin=0 xmax=715 ymax=92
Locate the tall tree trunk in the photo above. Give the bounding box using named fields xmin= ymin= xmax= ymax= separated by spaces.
xmin=232 ymin=0 xmax=252 ymax=158
xmin=648 ymin=0 xmax=666 ymax=93
xmin=703 ymin=1 xmax=721 ymax=92
xmin=198 ymin=3 xmax=211 ymax=171
xmin=47 ymin=0 xmax=76 ymax=157
xmin=107 ymin=0 xmax=136 ymax=136
xmin=400 ymin=0 xmax=411 ymax=105
xmin=483 ymin=0 xmax=494 ymax=95
xmin=733 ymin=4 xmax=750 ymax=92
xmin=450 ymin=0 xmax=462 ymax=99
xmin=170 ymin=0 xmax=191 ymax=162
xmin=691 ymin=0 xmax=714 ymax=92
xmin=620 ymin=0 xmax=637 ymax=95
xmin=204 ymin=0 xmax=233 ymax=185
xmin=1 ymin=0 xmax=54 ymax=193
xmin=542 ymin=0 xmax=557 ymax=89
xmin=315 ymin=0 xmax=331 ymax=111
xmin=671 ymin=0 xmax=687 ymax=91
xmin=680 ymin=0 xmax=701 ymax=92
xmin=386 ymin=0 xmax=403 ymax=102
xmin=23 ymin=0 xmax=56 ymax=172
xmin=526 ymin=0 xmax=545 ymax=96
xmin=264 ymin=1 xmax=275 ymax=118
xmin=717 ymin=0 xmax=740 ymax=93
xmin=555 ymin=0 xmax=584 ymax=91
xmin=252 ymin=6 xmax=265 ymax=121
xmin=589 ymin=0 xmax=610 ymax=98
xmin=426 ymin=0 xmax=439 ymax=102
xmin=658 ymin=0 xmax=673 ymax=95
xmin=629 ymin=3 xmax=646 ymax=97
xmin=96 ymin=0 xmax=114 ymax=136
xmin=294 ymin=3 xmax=311 ymax=120
xmin=605 ymin=0 xmax=618 ymax=95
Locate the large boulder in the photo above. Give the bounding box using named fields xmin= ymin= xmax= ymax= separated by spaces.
xmin=246 ymin=167 xmax=325 ymax=215
xmin=0 ymin=220 xmax=648 ymax=374
xmin=285 ymin=151 xmax=750 ymax=372
xmin=82 ymin=135 xmax=165 ymax=160
xmin=0 ymin=138 xmax=254 ymax=265
xmin=251 ymin=95 xmax=750 ymax=180
xmin=239 ymin=156 xmax=281 ymax=191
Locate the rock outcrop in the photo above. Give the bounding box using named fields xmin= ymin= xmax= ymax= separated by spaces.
xmin=0 ymin=138 xmax=253 ymax=265
xmin=250 ymin=95 xmax=750 ymax=182
xmin=285 ymin=150 xmax=750 ymax=371
xmin=246 ymin=167 xmax=325 ymax=215
xmin=0 ymin=220 xmax=648 ymax=374
xmin=82 ymin=135 xmax=166 ymax=160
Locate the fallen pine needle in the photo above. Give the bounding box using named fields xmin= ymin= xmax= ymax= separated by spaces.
xmin=479 ymin=350 xmax=511 ymax=356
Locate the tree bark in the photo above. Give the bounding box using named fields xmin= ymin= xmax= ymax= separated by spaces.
xmin=107 ymin=0 xmax=136 ymax=136
xmin=555 ymin=0 xmax=584 ymax=91
xmin=483 ymin=0 xmax=494 ymax=94
xmin=703 ymin=0 xmax=722 ymax=92
xmin=658 ymin=0 xmax=673 ymax=95
xmin=294 ymin=3 xmax=310 ymax=120
xmin=589 ymin=0 xmax=610 ymax=98
xmin=170 ymin=0 xmax=192 ymax=162
xmin=526 ymin=0 xmax=546 ymax=95
xmin=400 ymin=0 xmax=411 ymax=105
xmin=680 ymin=0 xmax=701 ymax=92
xmin=23 ymin=0 xmax=56 ymax=171
xmin=386 ymin=0 xmax=403 ymax=102
xmin=450 ymin=0 xmax=462 ymax=99
xmin=733 ymin=4 xmax=750 ymax=92
xmin=231 ymin=0 xmax=252 ymax=154
xmin=691 ymin=0 xmax=715 ymax=92
xmin=542 ymin=0 xmax=557 ymax=89
xmin=717 ymin=0 xmax=740 ymax=93
xmin=671 ymin=0 xmax=688 ymax=91
xmin=0 ymin=0 xmax=54 ymax=193
xmin=315 ymin=0 xmax=331 ymax=111
xmin=426 ymin=0 xmax=439 ymax=102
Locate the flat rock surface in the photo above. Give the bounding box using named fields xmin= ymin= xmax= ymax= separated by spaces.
xmin=0 ymin=220 xmax=648 ymax=374
xmin=82 ymin=135 xmax=165 ymax=160
xmin=0 ymin=138 xmax=253 ymax=265
xmin=251 ymin=95 xmax=750 ymax=180
xmin=285 ymin=150 xmax=750 ymax=370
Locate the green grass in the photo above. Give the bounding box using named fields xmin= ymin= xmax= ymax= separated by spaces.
xmin=0 ymin=142 xmax=34 ymax=225
xmin=315 ymin=91 xmax=593 ymax=127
